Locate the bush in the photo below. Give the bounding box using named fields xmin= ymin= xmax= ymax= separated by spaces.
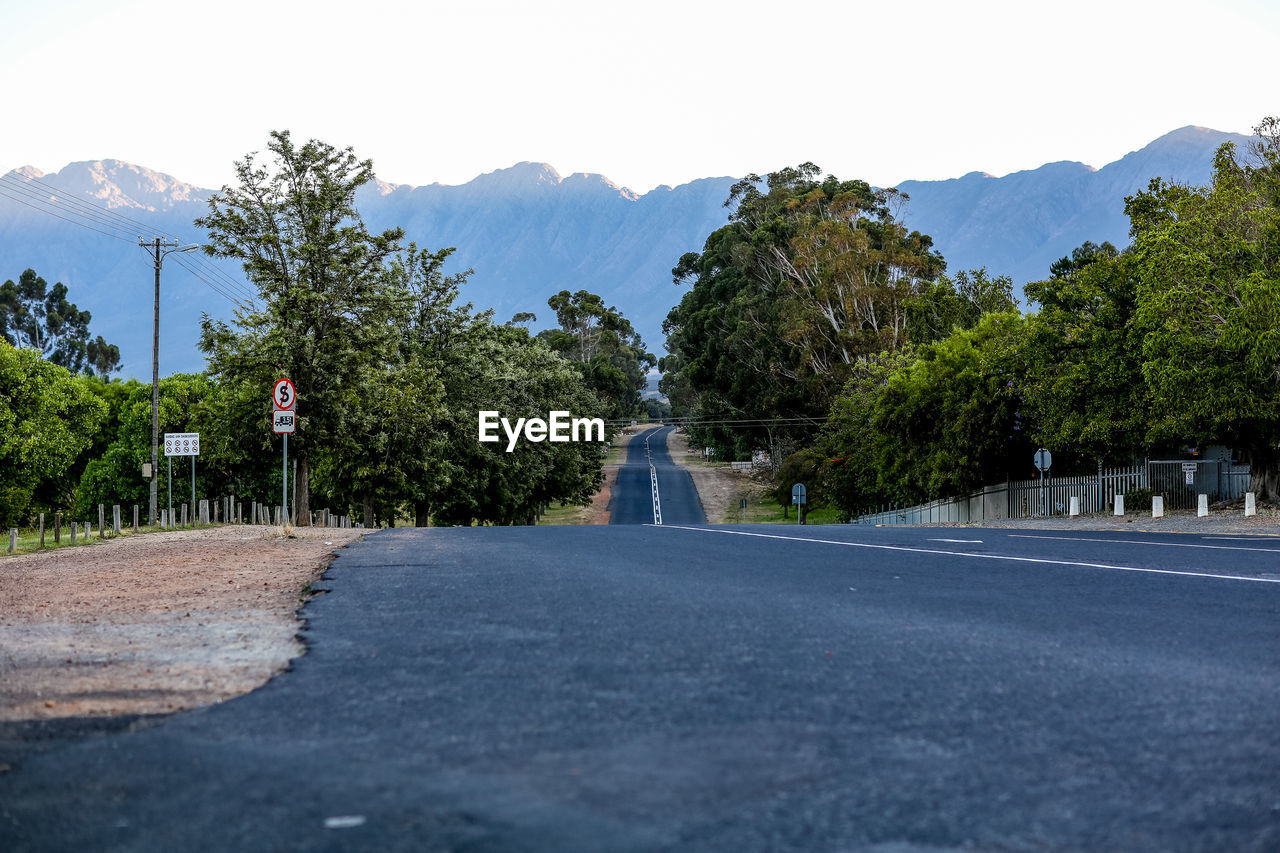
xmin=1125 ymin=487 xmax=1153 ymax=511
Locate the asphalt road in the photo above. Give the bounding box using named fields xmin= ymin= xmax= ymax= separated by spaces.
xmin=3 ymin=524 xmax=1280 ymax=851
xmin=608 ymin=426 xmax=706 ymax=525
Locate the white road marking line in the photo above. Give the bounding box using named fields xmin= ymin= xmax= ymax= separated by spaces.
xmin=928 ymin=538 xmax=983 ymax=543
xmin=1007 ymin=533 xmax=1280 ymax=554
xmin=651 ymin=525 xmax=1280 ymax=585
xmin=1202 ymin=536 xmax=1280 ymax=541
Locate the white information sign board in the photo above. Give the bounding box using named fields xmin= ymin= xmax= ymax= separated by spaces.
xmin=164 ymin=432 xmax=200 ymax=457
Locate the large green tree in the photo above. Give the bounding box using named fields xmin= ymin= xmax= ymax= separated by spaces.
xmin=0 ymin=341 xmax=106 ymax=526
xmin=0 ymin=269 xmax=116 ymax=375
xmin=1127 ymin=117 xmax=1280 ymax=496
xmin=196 ymin=131 xmax=406 ymax=524
xmin=663 ymin=164 xmax=944 ymax=460
xmin=538 ymin=289 xmax=655 ymax=420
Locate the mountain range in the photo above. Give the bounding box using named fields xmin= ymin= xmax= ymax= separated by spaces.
xmin=0 ymin=125 xmax=1254 ymax=378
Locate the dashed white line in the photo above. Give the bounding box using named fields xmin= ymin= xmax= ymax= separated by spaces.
xmin=651 ymin=525 xmax=1280 ymax=585
xmin=928 ymin=538 xmax=983 ymax=543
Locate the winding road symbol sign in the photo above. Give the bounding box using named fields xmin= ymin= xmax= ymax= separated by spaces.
xmin=273 ymin=378 xmax=296 ymax=411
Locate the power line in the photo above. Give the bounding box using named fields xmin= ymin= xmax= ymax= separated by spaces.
xmin=0 ymin=172 xmax=257 ymax=305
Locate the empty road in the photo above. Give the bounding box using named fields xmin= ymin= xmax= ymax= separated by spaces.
xmin=3 ymin=524 xmax=1279 ymax=850
xmin=608 ymin=425 xmax=705 ymax=525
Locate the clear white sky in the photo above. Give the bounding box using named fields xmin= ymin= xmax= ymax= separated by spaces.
xmin=2 ymin=0 xmax=1277 ymax=193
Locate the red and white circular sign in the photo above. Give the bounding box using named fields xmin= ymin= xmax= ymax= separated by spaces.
xmin=273 ymin=378 xmax=297 ymax=411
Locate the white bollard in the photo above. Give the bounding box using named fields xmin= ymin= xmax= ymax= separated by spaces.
xmin=1114 ymin=494 xmax=1125 ymax=516
xmin=1069 ymin=496 xmax=1080 ymax=518
xmin=1152 ymin=495 xmax=1164 ymax=518
xmin=1245 ymin=492 xmax=1256 ymax=517
xmin=1197 ymin=494 xmax=1209 ymax=517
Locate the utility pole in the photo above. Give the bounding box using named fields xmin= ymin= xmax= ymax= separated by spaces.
xmin=139 ymin=237 xmax=197 ymax=526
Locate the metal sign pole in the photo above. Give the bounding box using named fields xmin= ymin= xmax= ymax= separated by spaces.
xmin=283 ymin=433 xmax=288 ymax=526
xmin=191 ymin=457 xmax=196 ymax=525
xmin=168 ymin=457 xmax=172 ymax=524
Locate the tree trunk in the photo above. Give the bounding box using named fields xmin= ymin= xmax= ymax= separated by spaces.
xmin=295 ymin=454 xmax=311 ymax=525
xmin=1244 ymin=442 xmax=1280 ymax=500
xmin=363 ymin=495 xmax=374 ymax=529
xmin=414 ymin=500 xmax=431 ymax=527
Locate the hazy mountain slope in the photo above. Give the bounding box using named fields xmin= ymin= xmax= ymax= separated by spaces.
xmin=0 ymin=126 xmax=1252 ymax=379
xmin=896 ymin=126 xmax=1255 ymax=290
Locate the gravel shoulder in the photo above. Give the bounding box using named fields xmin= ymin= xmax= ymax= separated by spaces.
xmin=0 ymin=525 xmax=362 ymax=721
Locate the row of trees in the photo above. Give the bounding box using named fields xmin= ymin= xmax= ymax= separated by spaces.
xmin=663 ymin=116 xmax=1280 ymax=515
xmin=1 ymin=269 xmax=121 ymax=377
xmin=2 ymin=131 xmax=656 ymax=529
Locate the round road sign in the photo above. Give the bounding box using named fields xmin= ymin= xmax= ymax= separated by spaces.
xmin=273 ymin=378 xmax=297 ymax=410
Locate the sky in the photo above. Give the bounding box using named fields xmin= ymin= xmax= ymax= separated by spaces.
xmin=2 ymin=0 xmax=1278 ymax=193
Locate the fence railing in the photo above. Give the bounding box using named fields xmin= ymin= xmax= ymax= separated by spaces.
xmin=853 ymin=459 xmax=1252 ymax=525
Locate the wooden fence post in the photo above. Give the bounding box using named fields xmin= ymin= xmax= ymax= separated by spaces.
xmin=39 ymin=512 xmax=45 ymax=548
xmin=98 ymin=504 xmax=106 ymax=539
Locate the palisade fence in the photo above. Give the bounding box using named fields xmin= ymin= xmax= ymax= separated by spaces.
xmin=853 ymin=459 xmax=1251 ymax=525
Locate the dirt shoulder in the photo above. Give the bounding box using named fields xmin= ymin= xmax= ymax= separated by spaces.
xmin=666 ymin=429 xmax=762 ymax=523
xmin=0 ymin=525 xmax=362 ymax=721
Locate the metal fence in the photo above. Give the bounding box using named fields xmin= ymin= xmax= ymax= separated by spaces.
xmin=853 ymin=459 xmax=1252 ymax=525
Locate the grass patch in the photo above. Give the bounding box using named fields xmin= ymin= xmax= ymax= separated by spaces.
xmin=536 ymin=502 xmax=594 ymax=526
xmin=728 ymin=493 xmax=843 ymax=525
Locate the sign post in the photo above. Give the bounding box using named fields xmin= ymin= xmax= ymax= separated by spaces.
xmin=1034 ymin=448 xmax=1053 ymax=516
xmin=273 ymin=379 xmax=297 ymax=526
xmin=164 ymin=433 xmax=200 ymax=526
xmin=791 ymin=483 xmax=807 ymax=525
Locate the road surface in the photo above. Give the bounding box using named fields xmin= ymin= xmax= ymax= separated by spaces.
xmin=608 ymin=425 xmax=705 ymax=525
xmin=3 ymin=524 xmax=1278 ymax=850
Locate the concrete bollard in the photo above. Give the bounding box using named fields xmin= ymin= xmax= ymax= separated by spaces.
xmin=1245 ymin=492 xmax=1257 ymax=517
xmin=8 ymin=528 xmax=16 ymax=554
xmin=1114 ymin=494 xmax=1125 ymax=516
xmin=1152 ymin=496 xmax=1164 ymax=518
xmin=1197 ymin=494 xmax=1209 ymax=517
xmin=1069 ymin=496 xmax=1080 ymax=518
xmin=199 ymin=499 xmax=209 ymax=526
xmin=181 ymin=503 xmax=188 ymax=527
xmin=112 ymin=505 xmax=122 ymax=535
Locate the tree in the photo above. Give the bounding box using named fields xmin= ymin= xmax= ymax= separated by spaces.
xmin=0 ymin=269 xmax=114 ymax=375
xmin=539 ymin=289 xmax=655 ymax=420
xmin=906 ymin=268 xmax=1018 ymax=344
xmin=1016 ymin=244 xmax=1151 ymax=463
xmin=662 ymin=164 xmax=944 ymax=460
xmin=197 ymin=131 xmax=406 ymax=524
xmin=822 ymin=314 xmax=1031 ymax=512
xmin=0 ymin=341 xmax=106 ymax=527
xmin=1127 ymin=117 xmax=1280 ymax=496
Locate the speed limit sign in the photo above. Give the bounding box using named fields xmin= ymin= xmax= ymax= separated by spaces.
xmin=273 ymin=378 xmax=297 ymax=411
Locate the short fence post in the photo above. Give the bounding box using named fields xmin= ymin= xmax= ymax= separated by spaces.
xmin=1246 ymin=492 xmax=1257 ymax=517
xmin=181 ymin=503 xmax=188 ymax=526
xmin=38 ymin=513 xmax=45 ymax=548
xmin=1197 ymin=494 xmax=1209 ymax=517
xmin=98 ymin=504 xmax=106 ymax=538
xmin=1152 ymin=495 xmax=1164 ymax=518
xmin=133 ymin=505 xmax=139 ymax=533
xmin=8 ymin=528 xmax=15 ymax=554
xmin=54 ymin=511 xmax=62 ymax=544
xmin=70 ymin=520 xmax=77 ymax=542
xmin=84 ymin=521 xmax=91 ymax=540
xmin=112 ymin=505 xmax=122 ymax=535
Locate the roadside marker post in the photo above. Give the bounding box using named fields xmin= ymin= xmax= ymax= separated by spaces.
xmin=272 ymin=378 xmax=297 ymax=527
